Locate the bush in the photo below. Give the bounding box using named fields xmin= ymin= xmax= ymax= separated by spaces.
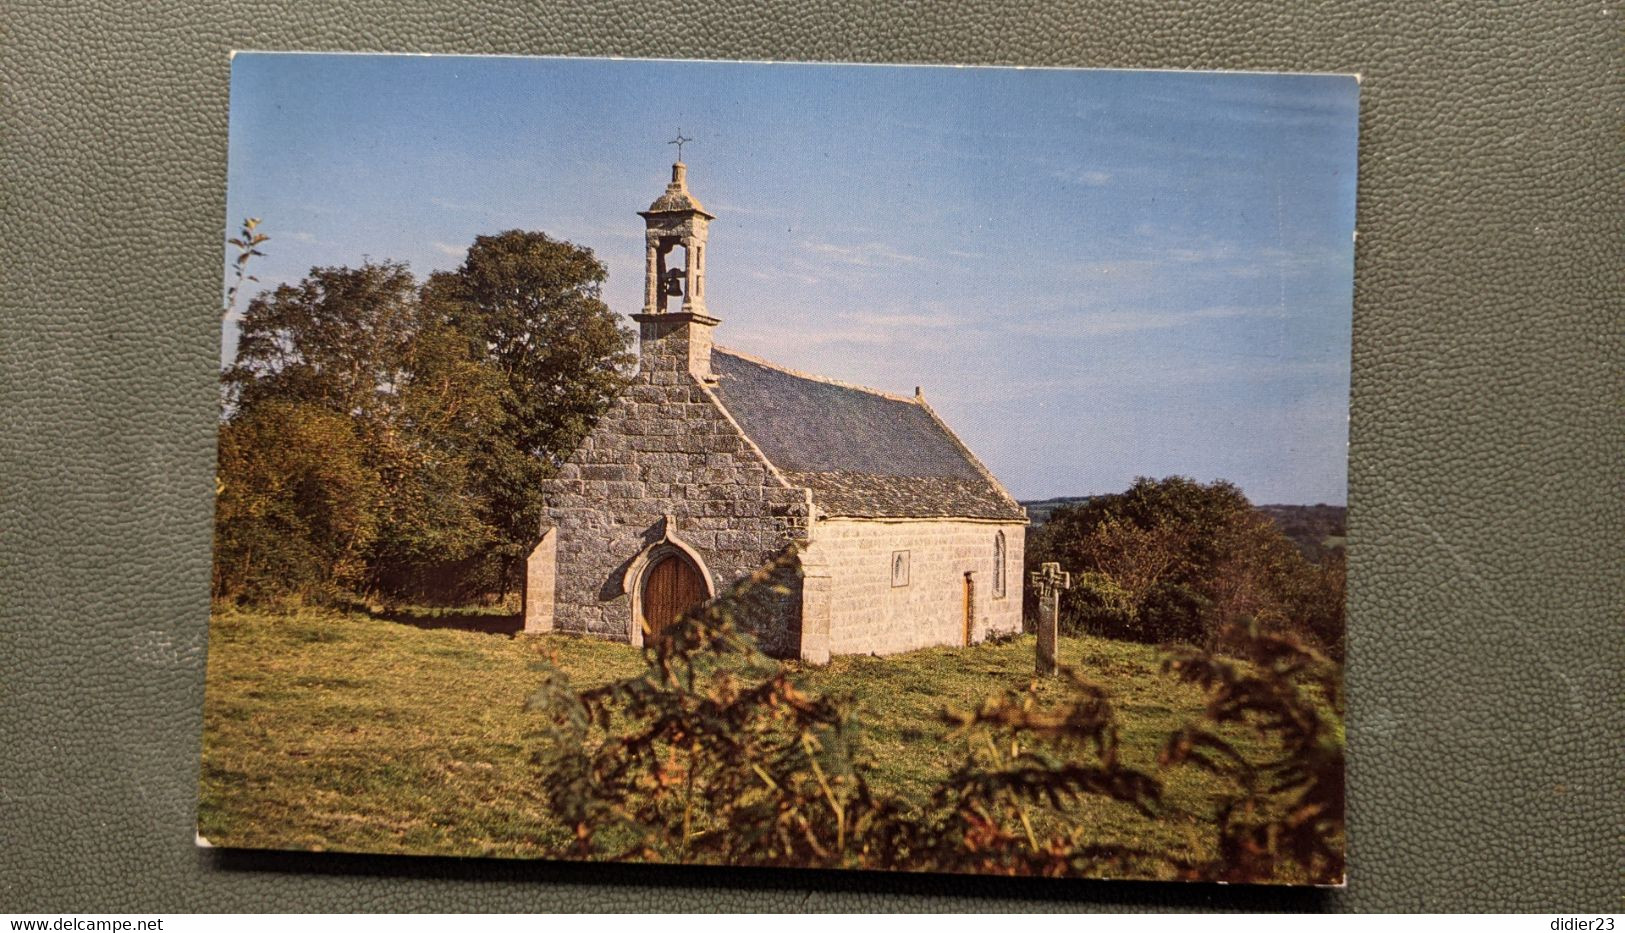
xmin=212 ymin=401 xmax=384 ymax=604
xmin=526 ymin=551 xmax=878 ymax=866
xmin=890 ymin=669 xmax=1164 ymax=877
xmin=1026 ymin=476 xmax=1345 ymax=655
xmin=526 ymin=551 xmax=1163 ymax=873
xmin=1161 ymin=622 xmax=1346 ymax=884
xmin=528 ymin=559 xmax=1345 ymax=882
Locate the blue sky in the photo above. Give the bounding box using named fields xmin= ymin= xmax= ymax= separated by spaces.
xmin=225 ymin=54 xmax=1359 ymax=504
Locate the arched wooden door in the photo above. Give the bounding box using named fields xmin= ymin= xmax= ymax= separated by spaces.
xmin=642 ymin=553 xmax=708 ymax=641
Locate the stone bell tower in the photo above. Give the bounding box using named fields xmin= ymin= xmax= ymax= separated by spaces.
xmin=634 ymin=158 xmax=719 ymax=383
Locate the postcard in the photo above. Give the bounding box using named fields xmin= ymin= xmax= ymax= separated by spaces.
xmin=204 ymin=54 xmax=1357 ymax=884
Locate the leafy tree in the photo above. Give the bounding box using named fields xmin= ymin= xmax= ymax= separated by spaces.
xmin=214 ymin=232 xmax=634 ymax=605
xmin=364 ymin=312 xmax=507 ymax=601
xmin=224 ymin=261 xmax=419 ymax=422
xmin=1061 ymin=516 xmax=1188 ymax=636
xmin=1203 ymin=506 xmax=1313 ymax=636
xmin=212 ymin=400 xmax=384 ymax=604
xmin=1027 ymin=476 xmax=1344 ymax=653
xmin=1284 ymin=547 xmax=1346 ymax=661
xmin=424 ymin=231 xmax=634 ymax=591
xmin=217 ymin=261 xmax=439 ymax=603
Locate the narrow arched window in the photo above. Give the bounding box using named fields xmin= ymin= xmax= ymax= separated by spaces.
xmin=993 ymin=531 xmax=1007 ymax=598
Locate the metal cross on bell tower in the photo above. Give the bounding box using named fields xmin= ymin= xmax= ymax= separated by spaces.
xmin=667 ymin=129 xmax=694 ymax=162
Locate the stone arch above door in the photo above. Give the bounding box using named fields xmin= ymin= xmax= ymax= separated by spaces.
xmin=621 ymin=515 xmax=718 ymax=646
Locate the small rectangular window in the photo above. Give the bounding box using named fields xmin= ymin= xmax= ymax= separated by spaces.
xmin=891 ymin=550 xmax=910 ymax=587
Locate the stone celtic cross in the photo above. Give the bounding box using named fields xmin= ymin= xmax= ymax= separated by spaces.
xmin=1030 ymin=562 xmax=1071 ymax=600
xmin=1029 ymin=561 xmax=1071 ymax=676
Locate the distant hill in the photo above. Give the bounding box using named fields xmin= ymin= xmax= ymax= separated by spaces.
xmin=1019 ymin=497 xmax=1346 ymax=562
xmin=1019 ymin=495 xmax=1097 ymax=525
xmin=1257 ymin=504 xmax=1347 ymax=561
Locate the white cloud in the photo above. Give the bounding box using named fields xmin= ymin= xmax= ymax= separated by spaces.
xmin=1165 ymin=243 xmax=1244 ymax=263
xmin=283 ymin=230 xmax=338 ymax=248
xmin=726 ymin=306 xmax=972 ymax=360
xmin=1053 ymin=167 xmax=1113 ymax=187
xmin=801 ymin=240 xmax=924 ymax=268
xmin=744 ymin=268 xmax=820 ymax=286
xmin=929 ymin=358 xmax=1350 ymax=407
xmin=838 ymin=310 xmax=962 ymax=330
xmin=431 ymin=241 xmax=465 ymax=258
xmin=429 ymin=196 xmax=489 ymax=213
xmin=709 ymin=201 xmax=784 ymax=218
xmin=1007 ymin=304 xmax=1287 ymax=339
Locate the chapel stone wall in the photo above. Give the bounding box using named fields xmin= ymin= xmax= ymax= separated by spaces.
xmin=811 ymin=518 xmax=1026 ymax=656
xmin=537 ymin=373 xmax=810 ymax=643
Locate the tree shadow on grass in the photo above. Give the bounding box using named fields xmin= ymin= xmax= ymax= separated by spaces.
xmin=371 ymin=606 xmax=524 ymax=636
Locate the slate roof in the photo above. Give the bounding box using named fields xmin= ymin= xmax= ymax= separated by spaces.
xmin=709 ymin=348 xmax=1027 ymax=522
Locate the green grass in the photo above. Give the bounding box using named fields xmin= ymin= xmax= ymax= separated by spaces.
xmin=198 ymin=607 xmax=1281 ymax=872
xmin=803 ymin=639 xmax=1283 ymax=866
xmin=199 ymin=607 xmax=643 ymax=857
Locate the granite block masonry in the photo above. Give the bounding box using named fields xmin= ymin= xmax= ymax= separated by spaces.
xmin=525 ymin=161 xmax=1027 ymax=662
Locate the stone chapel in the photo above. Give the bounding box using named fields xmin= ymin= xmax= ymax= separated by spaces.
xmin=523 ymin=161 xmax=1027 ymax=663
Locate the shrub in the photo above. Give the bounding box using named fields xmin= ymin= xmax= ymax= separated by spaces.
xmin=527 ymin=555 xmax=1166 ymax=876
xmin=1026 ymin=476 xmax=1345 ymax=654
xmin=884 ymin=670 xmax=1164 ymax=877
xmin=212 ymin=401 xmax=384 ymax=604
xmin=527 ymin=559 xmax=1345 ymax=882
xmin=527 ymin=551 xmax=881 ymax=866
xmin=1160 ymin=622 xmax=1346 ymax=884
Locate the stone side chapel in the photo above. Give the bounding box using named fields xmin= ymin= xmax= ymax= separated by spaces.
xmin=525 ymin=161 xmax=1026 ymax=663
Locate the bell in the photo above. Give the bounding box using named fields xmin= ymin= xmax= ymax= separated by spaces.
xmin=661 ymin=268 xmax=685 ymax=297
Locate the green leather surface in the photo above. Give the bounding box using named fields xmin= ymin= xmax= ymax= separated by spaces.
xmin=2 ymin=0 xmax=1620 ymax=912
